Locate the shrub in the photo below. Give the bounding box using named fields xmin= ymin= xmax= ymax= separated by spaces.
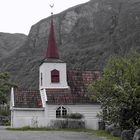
xmin=65 ymin=113 xmax=83 ymax=119
xmin=0 ymin=110 xmax=10 ymax=116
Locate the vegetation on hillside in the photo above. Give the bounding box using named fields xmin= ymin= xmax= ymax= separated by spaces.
xmin=89 ymin=51 xmax=140 ymax=130
xmin=0 ymin=72 xmax=14 ymax=104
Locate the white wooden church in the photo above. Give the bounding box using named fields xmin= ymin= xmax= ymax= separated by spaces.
xmin=10 ymin=17 xmax=101 ymax=130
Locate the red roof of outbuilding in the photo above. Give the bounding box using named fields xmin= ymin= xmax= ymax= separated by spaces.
xmin=46 ymin=19 xmax=59 ymax=59
xmin=14 ymin=89 xmax=43 ymax=108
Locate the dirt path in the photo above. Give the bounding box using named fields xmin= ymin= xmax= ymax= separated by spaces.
xmin=0 ymin=127 xmax=106 ymax=140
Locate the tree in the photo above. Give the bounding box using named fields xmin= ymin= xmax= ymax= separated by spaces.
xmin=90 ymin=51 xmax=140 ymax=130
xmin=0 ymin=72 xmax=12 ymax=104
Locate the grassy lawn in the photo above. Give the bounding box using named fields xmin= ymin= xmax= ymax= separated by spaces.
xmin=94 ymin=130 xmax=121 ymax=140
xmin=7 ymin=127 xmax=121 ymax=140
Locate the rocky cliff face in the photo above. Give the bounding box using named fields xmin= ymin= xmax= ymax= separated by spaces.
xmin=0 ymin=0 xmax=140 ymax=89
xmin=0 ymin=33 xmax=27 ymax=59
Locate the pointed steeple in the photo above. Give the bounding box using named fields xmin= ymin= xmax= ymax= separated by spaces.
xmin=46 ymin=19 xmax=59 ymax=59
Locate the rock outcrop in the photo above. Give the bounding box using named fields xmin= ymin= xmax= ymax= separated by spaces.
xmin=121 ymin=130 xmax=133 ymax=140
xmin=0 ymin=33 xmax=27 ymax=59
xmin=0 ymin=0 xmax=140 ymax=89
xmin=133 ymin=129 xmax=140 ymax=140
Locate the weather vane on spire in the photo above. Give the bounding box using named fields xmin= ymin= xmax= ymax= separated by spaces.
xmin=50 ymin=2 xmax=54 ymax=16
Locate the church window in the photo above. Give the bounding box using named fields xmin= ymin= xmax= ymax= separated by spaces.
xmin=51 ymin=69 xmax=60 ymax=83
xmin=56 ymin=106 xmax=67 ymax=118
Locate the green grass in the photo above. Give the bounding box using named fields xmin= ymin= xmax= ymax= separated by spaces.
xmin=7 ymin=127 xmax=121 ymax=140
xmin=7 ymin=127 xmax=90 ymax=132
xmin=94 ymin=130 xmax=121 ymax=140
xmin=7 ymin=126 xmax=53 ymax=131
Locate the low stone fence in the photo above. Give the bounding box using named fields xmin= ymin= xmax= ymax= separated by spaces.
xmin=49 ymin=119 xmax=85 ymax=129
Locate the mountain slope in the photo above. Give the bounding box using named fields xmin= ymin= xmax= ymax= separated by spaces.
xmin=0 ymin=33 xmax=27 ymax=60
xmin=0 ymin=0 xmax=140 ymax=89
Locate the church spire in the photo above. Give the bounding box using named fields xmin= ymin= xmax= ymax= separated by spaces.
xmin=46 ymin=4 xmax=59 ymax=59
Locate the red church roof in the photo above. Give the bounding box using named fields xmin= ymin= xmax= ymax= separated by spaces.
xmin=46 ymin=70 xmax=100 ymax=104
xmin=46 ymin=19 xmax=59 ymax=59
xmin=14 ymin=70 xmax=100 ymax=107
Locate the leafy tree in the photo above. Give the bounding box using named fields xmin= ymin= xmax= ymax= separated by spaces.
xmin=0 ymin=72 xmax=13 ymax=104
xmin=90 ymin=51 xmax=140 ymax=130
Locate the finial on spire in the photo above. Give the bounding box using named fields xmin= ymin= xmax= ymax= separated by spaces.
xmin=50 ymin=3 xmax=54 ymax=16
xmin=45 ymin=3 xmax=59 ymax=59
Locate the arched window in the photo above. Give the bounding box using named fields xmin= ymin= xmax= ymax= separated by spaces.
xmin=51 ymin=69 xmax=60 ymax=83
xmin=56 ymin=106 xmax=67 ymax=118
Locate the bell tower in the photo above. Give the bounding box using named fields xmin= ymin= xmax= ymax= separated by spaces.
xmin=39 ymin=9 xmax=69 ymax=90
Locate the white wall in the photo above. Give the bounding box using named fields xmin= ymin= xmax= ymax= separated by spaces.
xmin=39 ymin=62 xmax=69 ymax=89
xmin=11 ymin=104 xmax=101 ymax=130
xmin=46 ymin=104 xmax=101 ymax=130
xmin=11 ymin=110 xmax=46 ymax=128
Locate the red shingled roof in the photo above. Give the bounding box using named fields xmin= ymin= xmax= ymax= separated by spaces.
xmin=46 ymin=70 xmax=100 ymax=104
xmin=14 ymin=89 xmax=43 ymax=108
xmin=68 ymin=70 xmax=100 ymax=95
xmin=14 ymin=70 xmax=100 ymax=107
xmin=47 ymin=92 xmax=95 ymax=105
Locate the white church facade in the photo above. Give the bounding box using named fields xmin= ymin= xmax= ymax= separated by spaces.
xmin=10 ymin=18 xmax=101 ymax=130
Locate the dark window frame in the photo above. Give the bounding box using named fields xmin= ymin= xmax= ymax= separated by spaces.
xmin=56 ymin=106 xmax=67 ymax=118
xmin=51 ymin=69 xmax=60 ymax=83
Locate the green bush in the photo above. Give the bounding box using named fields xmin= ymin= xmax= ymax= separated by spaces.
xmin=90 ymin=51 xmax=140 ymax=130
xmin=65 ymin=113 xmax=83 ymax=119
xmin=0 ymin=110 xmax=10 ymax=116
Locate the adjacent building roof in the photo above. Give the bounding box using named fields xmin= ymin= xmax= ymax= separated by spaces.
xmin=14 ymin=89 xmax=43 ymax=108
xmin=13 ymin=70 xmax=100 ymax=108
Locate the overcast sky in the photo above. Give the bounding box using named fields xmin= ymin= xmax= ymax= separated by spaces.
xmin=0 ymin=0 xmax=89 ymax=35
